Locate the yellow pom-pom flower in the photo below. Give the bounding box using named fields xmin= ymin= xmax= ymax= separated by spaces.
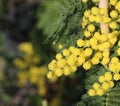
xmin=99 ymin=75 xmax=105 ymax=83
xmin=62 ymin=49 xmax=70 ymax=57
xmin=91 ymin=7 xmax=99 ymax=15
xmin=84 ymin=10 xmax=91 ymax=17
xmin=90 ymin=38 xmax=97 ymax=46
xmin=84 ymin=48 xmax=93 ymax=57
xmin=69 ymin=46 xmax=75 ymax=52
xmin=72 ymin=48 xmax=80 ymax=56
xmin=95 ymin=52 xmax=103 ymax=59
xmin=111 ymin=57 xmax=119 ymax=63
xmin=103 ymin=50 xmax=110 ymax=57
xmin=89 ymin=15 xmax=95 ymax=22
xmin=47 ymin=72 xmax=53 ymax=79
xmin=55 ymin=68 xmax=63 ymax=77
xmin=63 ymin=66 xmax=71 ymax=76
xmin=84 ymin=31 xmax=91 ymax=37
xmin=77 ymin=39 xmax=85 ymax=47
xmin=110 ymin=0 xmax=117 ymax=6
xmin=93 ymin=82 xmax=100 ymax=89
xmin=88 ymin=89 xmax=96 ymax=96
xmin=77 ymin=56 xmax=85 ymax=66
xmin=114 ymin=73 xmax=120 ymax=81
xmin=104 ymin=72 xmax=112 ymax=81
xmin=56 ymin=53 xmax=63 ymax=60
xmin=96 ymin=88 xmax=105 ymax=96
xmin=109 ymin=22 xmax=118 ymax=29
xmin=110 ymin=10 xmax=118 ymax=18
xmin=102 ymin=82 xmax=110 ymax=90
xmin=109 ymin=81 xmax=114 ymax=88
xmin=109 ymin=63 xmax=117 ymax=73
xmin=87 ymin=24 xmax=95 ymax=32
xmin=83 ymin=61 xmax=91 ymax=70
xmin=91 ymin=57 xmax=100 ymax=65
xmin=67 ymin=54 xmax=77 ymax=66
xmin=57 ymin=59 xmax=66 ymax=68
xmin=101 ymin=57 xmax=110 ymax=65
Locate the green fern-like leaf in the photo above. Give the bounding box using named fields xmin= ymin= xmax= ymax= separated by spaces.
xmin=103 ymin=82 xmax=120 ymax=106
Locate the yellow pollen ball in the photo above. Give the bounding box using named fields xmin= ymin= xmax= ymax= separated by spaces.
xmin=84 ymin=48 xmax=93 ymax=57
xmin=55 ymin=68 xmax=63 ymax=77
xmin=56 ymin=53 xmax=63 ymax=60
xmin=114 ymin=73 xmax=120 ymax=81
xmin=71 ymin=66 xmax=77 ymax=72
xmin=104 ymin=72 xmax=112 ymax=81
xmin=90 ymin=38 xmax=97 ymax=46
xmin=89 ymin=15 xmax=95 ymax=22
xmin=84 ymin=10 xmax=91 ymax=17
xmin=96 ymin=88 xmax=105 ymax=96
xmin=101 ymin=57 xmax=110 ymax=65
xmin=103 ymin=51 xmax=110 ymax=57
xmin=91 ymin=57 xmax=100 ymax=65
xmin=95 ymin=52 xmax=103 ymax=59
xmin=109 ymin=22 xmax=118 ymax=29
xmin=84 ymin=31 xmax=91 ymax=37
xmin=102 ymin=82 xmax=110 ymax=90
xmin=99 ymin=75 xmax=105 ymax=83
xmin=110 ymin=10 xmax=118 ymax=18
xmin=91 ymin=7 xmax=99 ymax=15
xmin=72 ymin=48 xmax=80 ymax=56
xmin=94 ymin=32 xmax=101 ymax=40
xmin=83 ymin=61 xmax=91 ymax=70
xmin=47 ymin=72 xmax=53 ymax=79
xmin=110 ymin=0 xmax=117 ymax=6
xmin=87 ymin=24 xmax=95 ymax=32
xmin=111 ymin=57 xmax=119 ymax=63
xmin=63 ymin=66 xmax=71 ymax=76
xmin=77 ymin=56 xmax=85 ymax=66
xmin=67 ymin=55 xmax=77 ymax=66
xmin=48 ymin=60 xmax=56 ymax=71
xmin=62 ymin=49 xmax=70 ymax=56
xmin=88 ymin=89 xmax=96 ymax=96
xmin=85 ymin=40 xmax=90 ymax=47
xmin=109 ymin=63 xmax=117 ymax=73
xmin=69 ymin=46 xmax=75 ymax=52
xmin=57 ymin=59 xmax=66 ymax=68
xmin=77 ymin=39 xmax=85 ymax=47
xmin=109 ymin=81 xmax=114 ymax=88
xmin=93 ymin=82 xmax=100 ymax=89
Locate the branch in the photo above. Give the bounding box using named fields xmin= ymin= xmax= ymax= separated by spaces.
xmin=99 ymin=0 xmax=109 ymax=34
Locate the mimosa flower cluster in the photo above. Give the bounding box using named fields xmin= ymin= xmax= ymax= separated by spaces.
xmin=82 ymin=0 xmax=120 ymax=30
xmin=48 ymin=0 xmax=120 ymax=96
xmin=14 ymin=42 xmax=47 ymax=96
xmin=82 ymin=0 xmax=120 ymax=96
